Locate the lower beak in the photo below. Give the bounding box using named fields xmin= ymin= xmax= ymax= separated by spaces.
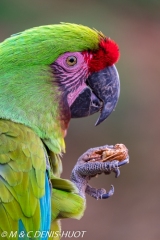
xmin=70 ymin=65 xmax=120 ymax=126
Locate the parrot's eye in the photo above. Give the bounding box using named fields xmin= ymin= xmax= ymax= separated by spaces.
xmin=66 ymin=56 xmax=77 ymax=66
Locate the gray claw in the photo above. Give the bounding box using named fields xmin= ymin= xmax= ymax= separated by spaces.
xmin=102 ymin=185 xmax=114 ymax=199
xmin=118 ymin=157 xmax=129 ymax=167
xmin=114 ymin=168 xmax=120 ymax=178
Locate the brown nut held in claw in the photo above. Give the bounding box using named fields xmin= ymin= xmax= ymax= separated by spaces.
xmin=88 ymin=144 xmax=128 ymax=162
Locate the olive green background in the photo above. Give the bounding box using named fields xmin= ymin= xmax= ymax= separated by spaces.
xmin=1 ymin=1 xmax=160 ymax=239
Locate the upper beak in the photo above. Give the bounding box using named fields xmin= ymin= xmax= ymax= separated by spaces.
xmin=87 ymin=65 xmax=120 ymax=125
xmin=70 ymin=65 xmax=120 ymax=125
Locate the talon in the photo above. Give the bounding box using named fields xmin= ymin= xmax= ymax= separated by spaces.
xmin=102 ymin=185 xmax=114 ymax=199
xmin=114 ymin=167 xmax=120 ymax=178
xmin=118 ymin=157 xmax=129 ymax=167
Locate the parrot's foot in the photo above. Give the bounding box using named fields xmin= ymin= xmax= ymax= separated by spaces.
xmin=71 ymin=144 xmax=129 ymax=200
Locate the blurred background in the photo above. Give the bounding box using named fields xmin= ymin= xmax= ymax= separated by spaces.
xmin=0 ymin=0 xmax=160 ymax=239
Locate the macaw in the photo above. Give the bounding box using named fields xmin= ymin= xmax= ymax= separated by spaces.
xmin=0 ymin=23 xmax=124 ymax=240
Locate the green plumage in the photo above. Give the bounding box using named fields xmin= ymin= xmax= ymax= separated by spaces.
xmin=0 ymin=119 xmax=85 ymax=240
xmin=0 ymin=120 xmax=45 ymax=238
xmin=0 ymin=23 xmax=103 ymax=239
xmin=0 ymin=23 xmax=100 ymax=68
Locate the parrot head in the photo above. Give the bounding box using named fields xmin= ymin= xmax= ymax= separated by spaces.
xmin=52 ymin=35 xmax=120 ymax=126
xmin=0 ymin=23 xmax=120 ymax=153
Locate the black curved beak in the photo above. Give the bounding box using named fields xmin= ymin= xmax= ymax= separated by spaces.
xmin=70 ymin=65 xmax=120 ymax=126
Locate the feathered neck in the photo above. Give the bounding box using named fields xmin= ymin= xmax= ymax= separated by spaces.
xmin=0 ymin=64 xmax=66 ymax=154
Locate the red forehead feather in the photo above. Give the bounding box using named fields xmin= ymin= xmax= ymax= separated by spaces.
xmin=85 ymin=38 xmax=120 ymax=73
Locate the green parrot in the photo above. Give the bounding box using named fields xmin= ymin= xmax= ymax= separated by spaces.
xmin=0 ymin=23 xmax=126 ymax=240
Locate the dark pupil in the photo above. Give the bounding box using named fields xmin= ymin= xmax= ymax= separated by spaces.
xmin=69 ymin=57 xmax=75 ymax=63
